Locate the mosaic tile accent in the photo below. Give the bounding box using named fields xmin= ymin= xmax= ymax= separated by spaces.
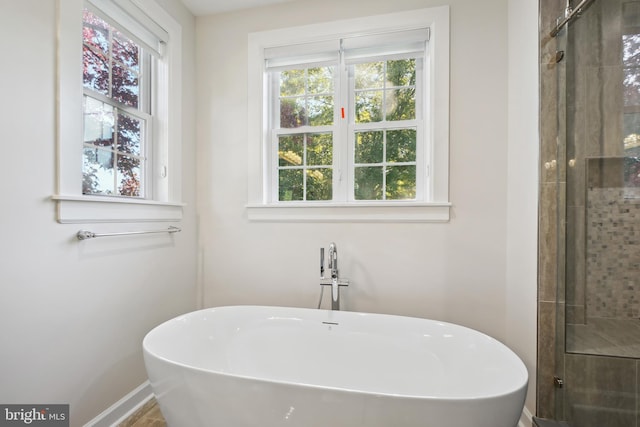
xmin=586 ymin=185 xmax=640 ymax=319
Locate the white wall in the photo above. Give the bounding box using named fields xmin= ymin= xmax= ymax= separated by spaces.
xmin=0 ymin=1 xmax=197 ymax=426
xmin=506 ymin=0 xmax=539 ymax=422
xmin=196 ymin=0 xmax=538 ymax=419
xmin=196 ymin=0 xmax=511 ymax=349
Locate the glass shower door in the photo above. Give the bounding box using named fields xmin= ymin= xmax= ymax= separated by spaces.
xmin=559 ymin=0 xmax=640 ymax=426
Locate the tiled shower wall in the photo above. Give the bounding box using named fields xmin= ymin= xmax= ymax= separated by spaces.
xmin=538 ymin=0 xmax=640 ymax=426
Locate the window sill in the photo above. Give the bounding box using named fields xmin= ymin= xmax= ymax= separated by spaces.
xmin=246 ymin=202 xmax=451 ymax=223
xmin=52 ymin=194 xmax=185 ymax=223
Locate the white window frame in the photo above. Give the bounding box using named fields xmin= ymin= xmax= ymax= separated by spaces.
xmin=247 ymin=7 xmax=451 ymax=222
xmin=53 ymin=0 xmax=184 ymax=223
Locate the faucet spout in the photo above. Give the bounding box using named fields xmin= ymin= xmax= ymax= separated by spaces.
xmin=331 ymin=277 xmax=339 ymax=306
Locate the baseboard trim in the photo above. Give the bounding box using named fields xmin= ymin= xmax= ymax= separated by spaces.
xmin=519 ymin=406 xmax=534 ymax=427
xmin=83 ymin=381 xmax=154 ymax=427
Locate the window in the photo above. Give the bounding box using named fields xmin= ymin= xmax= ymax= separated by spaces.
xmin=248 ymin=7 xmax=450 ymax=222
xmin=54 ymin=0 xmax=184 ymax=223
xmin=82 ymin=7 xmax=150 ymax=197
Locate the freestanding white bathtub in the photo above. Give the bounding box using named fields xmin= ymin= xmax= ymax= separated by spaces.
xmin=143 ymin=305 xmax=528 ymax=427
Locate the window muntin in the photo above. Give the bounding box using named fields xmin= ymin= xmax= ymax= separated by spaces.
xmin=81 ymin=7 xmax=150 ymax=198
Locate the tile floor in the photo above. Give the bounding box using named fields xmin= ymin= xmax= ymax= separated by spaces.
xmin=119 ymin=399 xmax=166 ymax=427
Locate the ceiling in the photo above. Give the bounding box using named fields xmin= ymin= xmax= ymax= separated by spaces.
xmin=180 ymin=0 xmax=299 ymax=16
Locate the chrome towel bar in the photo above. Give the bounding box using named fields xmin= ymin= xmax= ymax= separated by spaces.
xmin=76 ymin=226 xmax=181 ymax=240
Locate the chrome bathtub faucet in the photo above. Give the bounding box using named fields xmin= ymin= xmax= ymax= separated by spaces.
xmin=320 ymin=242 xmax=349 ymax=310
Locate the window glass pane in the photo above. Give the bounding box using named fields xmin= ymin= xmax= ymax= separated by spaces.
xmin=624 ymin=34 xmax=640 ymax=67
xmin=624 ymin=113 xmax=640 ymax=155
xmin=355 ymin=62 xmax=384 ymax=89
xmin=84 ymin=96 xmax=114 ymax=147
xmin=117 ymin=155 xmax=141 ymax=197
xmin=306 ymin=169 xmax=332 ymax=200
xmin=623 ymin=35 xmax=640 ymax=107
xmin=279 ymin=134 xmax=304 ymax=166
xmin=112 ymin=61 xmax=139 ymax=108
xmin=355 ymin=90 xmax=383 ymax=123
xmin=387 ymin=59 xmax=416 ymax=86
xmin=280 ymin=98 xmax=306 ymax=128
xmin=354 ymin=166 xmax=383 ymax=200
xmin=279 ymin=169 xmax=304 ymax=201
xmin=307 ymin=133 xmax=333 ymax=166
xmin=387 ymin=129 xmax=416 ymax=162
xmin=83 ymin=46 xmax=109 ymax=95
xmin=82 ymin=9 xmax=110 ymax=96
xmin=113 ymin=32 xmax=139 ymax=72
xmin=624 ymin=68 xmax=640 ymax=107
xmin=308 ymin=95 xmax=333 ymax=126
xmin=83 ymin=10 xmax=109 ymax=53
xmin=308 ymin=67 xmax=334 ymax=94
xmin=355 ymin=59 xmax=417 ymax=123
xmin=355 ymin=131 xmax=383 ymax=164
xmin=117 ymin=113 xmax=141 ymax=156
xmin=386 ymin=165 xmax=416 ymax=200
xmin=83 ymin=147 xmax=114 ymax=195
xmin=279 ymin=67 xmax=334 ymax=128
xmin=280 ymin=69 xmax=305 ymax=96
xmin=386 ymin=88 xmax=416 ymax=121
